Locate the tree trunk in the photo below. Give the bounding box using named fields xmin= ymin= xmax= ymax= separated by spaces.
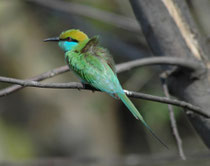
xmin=130 ymin=0 xmax=210 ymax=147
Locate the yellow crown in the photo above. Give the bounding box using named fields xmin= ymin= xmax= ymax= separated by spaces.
xmin=59 ymin=29 xmax=89 ymax=42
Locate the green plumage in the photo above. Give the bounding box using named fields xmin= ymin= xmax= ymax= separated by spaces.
xmin=65 ymin=37 xmax=121 ymax=94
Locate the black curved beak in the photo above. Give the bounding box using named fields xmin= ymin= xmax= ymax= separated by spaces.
xmin=43 ymin=37 xmax=60 ymax=42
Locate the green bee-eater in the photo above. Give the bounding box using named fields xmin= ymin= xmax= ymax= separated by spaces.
xmin=44 ymin=29 xmax=167 ymax=148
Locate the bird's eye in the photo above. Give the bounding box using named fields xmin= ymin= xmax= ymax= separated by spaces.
xmin=67 ymin=37 xmax=71 ymax=41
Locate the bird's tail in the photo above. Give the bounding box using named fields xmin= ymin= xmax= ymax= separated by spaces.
xmin=117 ymin=92 xmax=168 ymax=149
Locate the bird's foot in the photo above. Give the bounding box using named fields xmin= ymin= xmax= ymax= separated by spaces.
xmin=82 ymin=83 xmax=95 ymax=93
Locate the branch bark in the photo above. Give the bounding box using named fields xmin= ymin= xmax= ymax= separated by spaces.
xmin=130 ymin=0 xmax=210 ymax=147
xmin=0 ymin=56 xmax=200 ymax=97
xmin=160 ymin=74 xmax=186 ymax=160
xmin=0 ymin=65 xmax=69 ymax=97
xmin=0 ymin=76 xmax=209 ymax=118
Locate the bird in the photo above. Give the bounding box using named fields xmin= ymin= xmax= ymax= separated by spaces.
xmin=44 ymin=29 xmax=168 ymax=148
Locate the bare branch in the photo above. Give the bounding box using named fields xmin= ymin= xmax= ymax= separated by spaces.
xmin=27 ymin=0 xmax=140 ymax=33
xmin=116 ymin=56 xmax=203 ymax=72
xmin=160 ymin=73 xmax=186 ymax=160
xmin=124 ymin=90 xmax=209 ymax=118
xmin=0 ymin=76 xmax=209 ymax=118
xmin=0 ymin=56 xmax=202 ymax=97
xmin=0 ymin=65 xmax=69 ymax=97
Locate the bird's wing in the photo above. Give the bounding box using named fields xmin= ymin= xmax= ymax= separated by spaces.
xmin=80 ymin=52 xmax=122 ymax=94
xmin=96 ymin=46 xmax=116 ymax=74
xmin=81 ymin=36 xmax=117 ymax=74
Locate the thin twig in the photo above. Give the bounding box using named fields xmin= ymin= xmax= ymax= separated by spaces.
xmin=124 ymin=90 xmax=208 ymax=118
xmin=160 ymin=73 xmax=186 ymax=160
xmin=0 ymin=76 xmax=209 ymax=118
xmin=116 ymin=56 xmax=203 ymax=72
xmin=27 ymin=0 xmax=140 ymax=32
xmin=0 ymin=56 xmax=201 ymax=97
xmin=0 ymin=65 xmax=69 ymax=97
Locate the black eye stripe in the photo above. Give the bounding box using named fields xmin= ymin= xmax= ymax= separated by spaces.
xmin=60 ymin=37 xmax=78 ymax=42
xmin=60 ymin=38 xmax=67 ymax=41
xmin=71 ymin=38 xmax=78 ymax=42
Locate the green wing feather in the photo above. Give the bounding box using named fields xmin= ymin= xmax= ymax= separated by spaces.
xmin=65 ymin=37 xmax=120 ymax=93
xmin=81 ymin=36 xmax=116 ymax=74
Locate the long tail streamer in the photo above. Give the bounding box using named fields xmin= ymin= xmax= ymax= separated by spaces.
xmin=117 ymin=92 xmax=168 ymax=149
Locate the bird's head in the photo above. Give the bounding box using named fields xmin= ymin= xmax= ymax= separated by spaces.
xmin=44 ymin=29 xmax=89 ymax=52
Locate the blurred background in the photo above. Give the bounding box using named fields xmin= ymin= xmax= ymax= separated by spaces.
xmin=0 ymin=0 xmax=209 ymax=165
